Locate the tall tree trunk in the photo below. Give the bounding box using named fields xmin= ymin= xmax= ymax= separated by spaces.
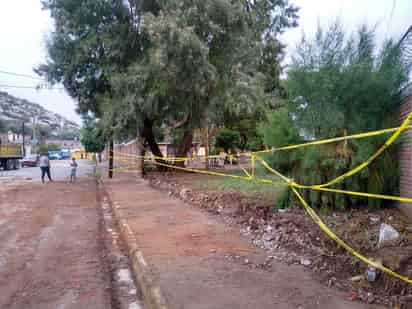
xmin=140 ymin=118 xmax=168 ymax=172
xmin=141 ymin=118 xmax=163 ymax=159
xmin=175 ymin=130 xmax=193 ymax=167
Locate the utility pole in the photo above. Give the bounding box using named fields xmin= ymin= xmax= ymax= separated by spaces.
xmin=32 ymin=116 xmax=37 ymax=153
xmin=108 ymin=139 xmax=114 ymax=179
xmin=22 ymin=121 xmax=26 ymax=157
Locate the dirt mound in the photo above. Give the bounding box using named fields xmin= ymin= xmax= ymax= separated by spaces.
xmin=147 ymin=172 xmax=412 ymax=308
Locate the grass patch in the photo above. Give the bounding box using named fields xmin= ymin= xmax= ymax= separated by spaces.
xmin=199 ymin=168 xmax=287 ymax=202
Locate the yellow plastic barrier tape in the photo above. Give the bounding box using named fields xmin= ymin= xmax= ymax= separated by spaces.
xmin=113 ymin=151 xmax=229 ymax=162
xmin=241 ymin=167 xmax=252 ymax=179
xmin=144 ymin=156 xmax=285 ymax=186
xmin=253 ymin=155 xmax=292 ymax=184
xmin=115 ymin=123 xmax=412 ymax=163
xmin=291 ymin=186 xmax=412 ymax=284
xmin=144 ymin=154 xmax=412 ymax=284
xmin=146 ymin=159 xmax=253 ymax=181
xmin=254 ymin=112 xmax=412 ymax=189
xmin=110 ymin=113 xmax=412 ymax=284
xmin=254 ymin=155 xmax=412 ymax=284
xmin=297 ymin=186 xmax=412 ymax=204
xmin=114 ymin=118 xmax=412 ymax=190
xmin=254 ymin=124 xmax=412 ymax=154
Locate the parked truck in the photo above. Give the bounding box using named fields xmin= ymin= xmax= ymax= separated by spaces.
xmin=0 ymin=144 xmax=23 ymax=170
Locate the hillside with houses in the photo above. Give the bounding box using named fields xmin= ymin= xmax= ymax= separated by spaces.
xmin=0 ymin=91 xmax=80 ymax=144
xmin=0 ymin=91 xmax=79 ymax=135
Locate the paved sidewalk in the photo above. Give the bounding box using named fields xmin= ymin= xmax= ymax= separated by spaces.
xmin=104 ymin=175 xmax=384 ymax=309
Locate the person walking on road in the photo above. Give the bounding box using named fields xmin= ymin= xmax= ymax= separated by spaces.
xmin=70 ymin=157 xmax=78 ymax=183
xmin=39 ymin=153 xmax=53 ymax=183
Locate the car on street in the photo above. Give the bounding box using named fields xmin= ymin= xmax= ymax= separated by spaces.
xmin=60 ymin=150 xmax=72 ymax=160
xmin=48 ymin=151 xmax=62 ymax=160
xmin=20 ymin=154 xmax=40 ymax=167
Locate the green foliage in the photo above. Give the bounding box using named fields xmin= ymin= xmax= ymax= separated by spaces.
xmin=81 ymin=120 xmax=107 ymax=153
xmin=225 ymin=118 xmax=263 ymax=151
xmin=39 ymin=0 xmax=298 ymax=157
xmin=0 ymin=119 xmax=5 ymax=134
xmin=258 ymin=107 xmax=302 ymax=172
xmin=47 ymin=144 xmax=61 ymax=151
xmin=262 ymin=22 xmax=410 ymax=209
xmin=214 ymin=128 xmax=241 ymax=153
xmin=38 ymin=144 xmax=61 ymax=154
xmin=54 ymin=130 xmax=80 ymax=140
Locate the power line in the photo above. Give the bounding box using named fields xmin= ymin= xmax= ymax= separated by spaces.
xmin=385 ymin=0 xmax=397 ymax=39
xmin=389 ymin=0 xmax=396 ymax=24
xmin=0 ymin=84 xmax=64 ymax=90
xmin=0 ymin=69 xmax=43 ymax=80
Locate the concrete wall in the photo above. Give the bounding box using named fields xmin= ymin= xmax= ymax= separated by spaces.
xmin=399 ymin=84 xmax=412 ymax=218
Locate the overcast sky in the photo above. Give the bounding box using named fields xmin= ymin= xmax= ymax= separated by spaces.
xmin=0 ymin=0 xmax=411 ymax=125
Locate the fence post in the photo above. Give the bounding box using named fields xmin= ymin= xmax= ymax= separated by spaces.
xmin=108 ymin=140 xmax=114 ymax=179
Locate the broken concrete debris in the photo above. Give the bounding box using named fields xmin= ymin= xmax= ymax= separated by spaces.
xmin=379 ymin=223 xmax=400 ymax=244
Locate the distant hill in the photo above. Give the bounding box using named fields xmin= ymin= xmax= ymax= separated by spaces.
xmin=0 ymin=91 xmax=80 ymax=138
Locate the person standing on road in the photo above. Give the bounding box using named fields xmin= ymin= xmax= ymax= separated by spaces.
xmin=70 ymin=157 xmax=78 ymax=183
xmin=39 ymin=153 xmax=53 ymax=183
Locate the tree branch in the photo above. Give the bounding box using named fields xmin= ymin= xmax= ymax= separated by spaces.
xmin=168 ymin=114 xmax=190 ymax=130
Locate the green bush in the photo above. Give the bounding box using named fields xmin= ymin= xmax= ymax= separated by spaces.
xmin=214 ymin=128 xmax=241 ymax=153
xmin=259 ymin=22 xmax=410 ymax=210
xmin=38 ymin=144 xmax=61 ymax=154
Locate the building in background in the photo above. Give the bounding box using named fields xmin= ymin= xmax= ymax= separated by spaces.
xmin=45 ymin=138 xmax=82 ymax=150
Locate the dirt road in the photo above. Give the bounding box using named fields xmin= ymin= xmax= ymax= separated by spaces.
xmin=0 ymin=179 xmax=111 ymax=309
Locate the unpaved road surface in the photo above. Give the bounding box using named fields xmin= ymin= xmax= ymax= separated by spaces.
xmin=0 ymin=179 xmax=112 ymax=309
xmin=105 ymin=175 xmax=384 ymax=309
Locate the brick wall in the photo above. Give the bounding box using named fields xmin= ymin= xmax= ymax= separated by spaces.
xmin=399 ymin=84 xmax=412 ymax=218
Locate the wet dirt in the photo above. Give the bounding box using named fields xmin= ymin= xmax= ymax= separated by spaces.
xmin=0 ymin=179 xmax=112 ymax=309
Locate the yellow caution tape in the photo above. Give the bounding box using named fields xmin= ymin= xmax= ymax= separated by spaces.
xmin=291 ymin=186 xmax=412 ymax=284
xmin=113 ymin=150 xmax=234 ymax=162
xmin=145 ymin=159 xmax=252 ymax=181
xmin=114 ymin=123 xmax=412 ymax=163
xmin=297 ymin=186 xmax=412 ymax=204
xmin=254 ymin=124 xmax=412 ymax=154
xmin=254 ymin=112 xmax=412 ymax=189
xmin=108 ymin=114 xmax=412 ymax=284
xmin=253 ymin=159 xmax=412 ymax=284
xmin=144 ymin=155 xmax=412 ymax=284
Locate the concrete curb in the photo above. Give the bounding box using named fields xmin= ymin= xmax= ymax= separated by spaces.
xmin=99 ymin=181 xmax=169 ymax=309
